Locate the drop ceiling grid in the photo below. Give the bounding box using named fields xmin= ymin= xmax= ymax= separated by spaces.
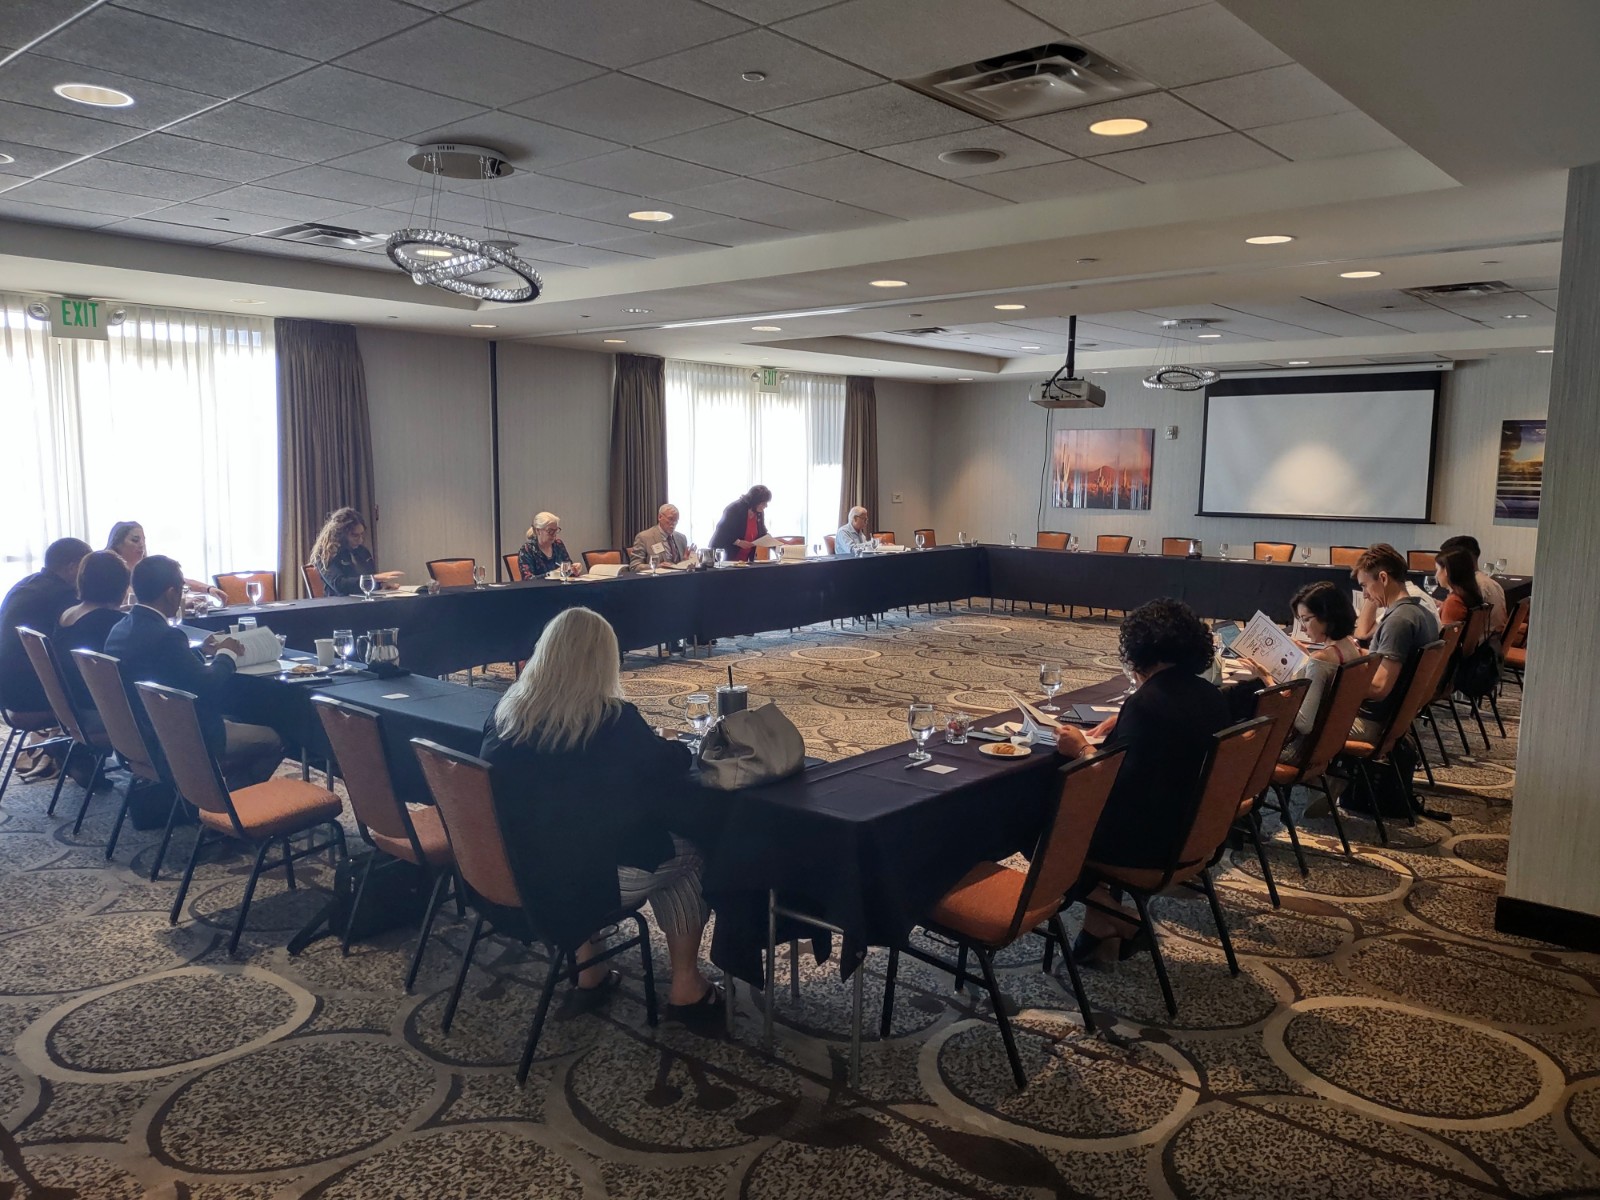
xmin=0 ymin=0 xmax=1395 ymax=271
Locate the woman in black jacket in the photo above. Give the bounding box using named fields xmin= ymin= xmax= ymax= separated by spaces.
xmin=480 ymin=606 xmax=718 ymax=1018
xmin=708 ymin=485 xmax=771 ymax=563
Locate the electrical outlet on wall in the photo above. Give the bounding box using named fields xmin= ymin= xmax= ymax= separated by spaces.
xmin=891 ymin=492 xmax=903 ymax=503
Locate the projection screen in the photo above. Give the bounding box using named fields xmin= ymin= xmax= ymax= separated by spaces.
xmin=1198 ymin=372 xmax=1442 ymax=521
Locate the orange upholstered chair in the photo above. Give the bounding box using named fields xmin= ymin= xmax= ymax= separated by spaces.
xmin=17 ymin=629 xmax=115 ymax=831
xmin=583 ymin=549 xmax=622 ymax=569
xmin=1329 ymin=546 xmax=1364 ymax=568
xmin=1096 ymin=534 xmax=1132 ymax=553
xmin=1415 ymin=622 xmax=1465 ymax=772
xmin=912 ymin=528 xmax=936 ymax=547
xmin=302 ymin=564 xmax=326 ymax=599
xmin=1161 ymin=537 xmax=1194 ymax=557
xmin=427 ymin=558 xmax=476 ymax=588
xmin=1254 ymin=542 xmax=1295 ymax=562
xmin=879 ymin=748 xmax=1125 ymax=1089
xmin=1233 ymin=679 xmax=1310 ymax=908
xmin=139 ymin=682 xmax=347 ymax=955
xmin=1408 ymin=549 xmax=1437 ymax=572
xmin=1035 ymin=531 xmax=1069 ymax=550
xmin=872 ymin=531 xmax=897 ymax=544
xmin=411 ymin=737 xmax=660 ymax=1085
xmin=213 ymin=571 xmax=278 ymax=606
xmin=73 ymin=649 xmax=172 ymax=871
xmin=1339 ymin=638 xmax=1451 ymax=846
xmin=1502 ymin=597 xmax=1529 ymax=686
xmin=502 ymin=553 xmax=519 ymax=581
xmin=824 ymin=534 xmax=837 ymax=555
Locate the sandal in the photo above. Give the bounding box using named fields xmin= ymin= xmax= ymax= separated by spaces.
xmin=665 ymin=982 xmax=725 ymax=1023
xmin=559 ymin=967 xmax=621 ymax=1017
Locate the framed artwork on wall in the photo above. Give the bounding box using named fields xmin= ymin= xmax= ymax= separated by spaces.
xmin=1495 ymin=419 xmax=1545 ymax=519
xmin=1050 ymin=428 xmax=1154 ymax=510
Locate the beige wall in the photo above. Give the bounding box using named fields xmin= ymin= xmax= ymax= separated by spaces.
xmin=929 ymin=356 xmax=1549 ymax=572
xmin=356 ymin=326 xmax=494 ymax=584
xmin=873 ymin=378 xmax=937 ymax=540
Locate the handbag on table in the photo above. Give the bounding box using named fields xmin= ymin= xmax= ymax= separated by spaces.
xmin=697 ymin=703 xmax=805 ymax=790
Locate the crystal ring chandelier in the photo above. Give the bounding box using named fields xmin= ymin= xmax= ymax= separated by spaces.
xmin=386 ymin=227 xmax=542 ymax=303
xmin=1143 ymin=319 xmax=1219 ymax=391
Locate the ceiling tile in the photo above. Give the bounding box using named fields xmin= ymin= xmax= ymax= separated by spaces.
xmin=648 ymin=214 xmax=795 ymax=245
xmin=115 ymin=0 xmax=426 ymax=58
xmin=764 ymin=84 xmax=985 ymax=150
xmin=1009 ymin=0 xmax=1207 ymax=34
xmin=100 ymin=133 xmax=304 ymax=182
xmin=188 ymin=184 xmax=355 ymax=221
xmin=1 ymin=177 xmax=163 ymax=216
xmin=1084 ymin=3 xmax=1292 ymax=89
xmin=254 ymin=164 xmax=416 ymax=207
xmin=37 ymin=6 xmax=313 ymax=96
xmin=1176 ymin=64 xmax=1352 ymax=129
xmin=627 ymin=28 xmax=878 ymax=112
xmin=168 ymin=103 xmax=389 ymax=162
xmin=585 ymin=231 xmax=727 ymax=257
xmin=757 ymin=155 xmax=999 ymax=218
xmin=246 ymin=67 xmax=486 ymax=139
xmin=1223 ymin=298 xmax=1404 ymax=338
xmin=697 ymin=0 xmax=838 ymax=22
xmin=509 ymin=74 xmax=738 ymax=145
xmin=0 ymin=53 xmax=220 ymax=131
xmin=139 ymin=202 xmax=296 ymax=234
xmin=406 ymin=113 xmax=622 ymax=170
xmin=0 ymin=140 xmax=83 ymax=177
xmin=48 ymin=157 xmax=228 ymax=201
xmin=219 ymin=236 xmax=388 ymax=268
xmin=652 ymin=175 xmax=829 ymax=220
xmin=870 ymin=127 xmax=1067 ymax=179
xmin=965 ymin=157 xmax=1132 ymax=201
xmin=1009 ymin=91 xmax=1226 ymax=155
xmin=503 ymin=208 xmax=644 ymax=245
xmin=773 ymin=0 xmax=1060 ymax=77
xmin=452 ymin=0 xmax=752 ymax=68
xmin=1087 ymin=131 xmax=1285 ymax=182
xmin=102 ymin=216 xmax=245 ymax=244
xmin=0 ymin=198 xmax=121 ymax=228
xmin=0 ymin=99 xmax=142 ymax=155
xmin=0 ymin=0 xmax=80 ymax=49
xmin=525 ymin=242 xmax=647 ymax=267
xmin=335 ymin=18 xmax=603 ymax=107
xmin=1249 ymin=110 xmax=1404 ymax=161
xmin=544 ymin=149 xmax=739 ymax=195
xmin=644 ymin=117 xmax=842 ymax=174
xmin=482 ymin=172 xmax=643 ymax=217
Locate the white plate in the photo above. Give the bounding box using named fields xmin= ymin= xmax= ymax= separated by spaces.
xmin=978 ymin=742 xmax=1032 ymax=759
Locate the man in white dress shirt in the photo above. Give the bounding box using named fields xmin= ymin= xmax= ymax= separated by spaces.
xmin=630 ymin=503 xmax=690 ymax=568
xmin=834 ymin=506 xmax=872 ymax=556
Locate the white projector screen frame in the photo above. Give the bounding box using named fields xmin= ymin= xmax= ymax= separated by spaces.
xmin=1198 ymin=372 xmax=1443 ymax=522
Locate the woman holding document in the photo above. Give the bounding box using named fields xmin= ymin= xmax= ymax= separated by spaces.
xmin=709 ymin=485 xmax=771 ymax=563
xmin=1260 ymin=582 xmax=1361 ymax=761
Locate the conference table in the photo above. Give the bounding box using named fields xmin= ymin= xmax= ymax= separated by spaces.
xmin=194 ymin=546 xmax=1529 ymax=678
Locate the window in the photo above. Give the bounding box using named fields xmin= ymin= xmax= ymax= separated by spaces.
xmin=0 ymin=294 xmax=277 ymax=594
xmin=664 ymin=361 xmax=844 ymax=550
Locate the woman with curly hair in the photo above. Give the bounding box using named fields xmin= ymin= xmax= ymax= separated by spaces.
xmin=310 ymin=508 xmax=403 ymax=597
xmin=1057 ymin=597 xmax=1229 ymax=961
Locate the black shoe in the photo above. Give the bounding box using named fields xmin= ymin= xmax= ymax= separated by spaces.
xmin=1118 ymin=926 xmax=1156 ymax=961
xmin=1071 ymin=931 xmax=1119 ymax=966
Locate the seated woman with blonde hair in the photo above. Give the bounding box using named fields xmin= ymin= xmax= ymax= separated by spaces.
xmin=480 ymin=606 xmax=718 ymax=1018
xmin=517 ymin=511 xmax=583 ymax=579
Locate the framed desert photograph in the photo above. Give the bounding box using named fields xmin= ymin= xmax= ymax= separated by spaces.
xmin=1050 ymin=427 xmax=1155 ymax=510
xmin=1494 ymin=419 xmax=1545 ymax=519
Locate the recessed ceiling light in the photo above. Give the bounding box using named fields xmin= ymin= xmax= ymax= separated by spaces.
xmin=751 ymin=325 xmax=781 ymax=331
xmin=1503 ymin=313 xmax=1529 ymax=319
xmin=603 ymin=338 xmax=626 ymax=344
xmin=414 ymin=247 xmax=455 ymax=259
xmin=1020 ymin=344 xmax=1041 ymax=350
xmin=957 ymin=376 xmax=973 ymax=381
xmin=1288 ymin=360 xmax=1310 ymax=366
xmin=1089 ymin=117 xmax=1148 ymax=136
xmin=470 ymin=323 xmax=497 ymax=328
xmin=1339 ymin=269 xmax=1382 ymax=278
xmin=0 ymin=152 xmax=14 ymax=165
xmin=54 ymin=82 xmax=134 ymax=107
xmin=627 ymin=210 xmax=673 ymax=222
xmin=741 ymin=71 xmax=767 ymax=82
xmin=938 ymin=148 xmax=1003 ymax=166
xmin=993 ymin=303 xmax=1025 ymax=311
xmin=1245 ymin=234 xmax=1294 ymax=245
xmin=1197 ymin=332 xmax=1222 ymax=338
xmin=869 ymin=279 xmax=907 ymax=288
xmin=1537 ymin=348 xmax=1554 ymax=353
xmin=230 ymin=298 xmax=264 ymax=305
xmin=622 ymin=306 xmax=651 ymax=314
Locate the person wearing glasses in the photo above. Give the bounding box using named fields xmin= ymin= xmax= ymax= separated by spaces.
xmin=629 ymin=503 xmax=689 ymax=568
xmin=834 ymin=506 xmax=872 ymax=556
xmin=519 ymin=512 xmax=583 ymax=579
xmin=311 ymin=508 xmax=402 ymax=597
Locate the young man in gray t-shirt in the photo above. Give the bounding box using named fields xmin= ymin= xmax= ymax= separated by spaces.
xmin=1352 ymin=544 xmax=1440 ymax=742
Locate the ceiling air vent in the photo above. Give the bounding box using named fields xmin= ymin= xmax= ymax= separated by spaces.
xmin=891 ymin=327 xmax=956 ymax=337
xmin=260 ymin=222 xmax=388 ymax=250
xmin=903 ymin=43 xmax=1156 ymax=121
xmin=1402 ymin=280 xmax=1515 ymax=301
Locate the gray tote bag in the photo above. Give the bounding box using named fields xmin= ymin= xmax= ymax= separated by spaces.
xmin=696 ymin=703 xmax=805 ymax=790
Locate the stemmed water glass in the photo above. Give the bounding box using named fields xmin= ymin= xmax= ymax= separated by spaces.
xmin=1137 ymin=538 xmax=1148 ymax=556
xmin=472 ymin=564 xmax=487 ymax=589
xmin=685 ymin=692 xmax=712 ymax=753
xmin=1219 ymin=543 xmax=1230 ymax=561
xmin=358 ymin=573 xmax=377 ymax=600
xmin=1496 ymin=558 xmax=1509 ymax=576
xmin=1068 ymin=534 xmax=1080 ymax=552
xmin=333 ymin=628 xmax=355 ymax=663
xmin=1008 ymin=532 xmax=1019 ymax=548
xmin=1120 ymin=663 xmax=1139 ymax=699
xmin=244 ymin=579 xmax=263 ymax=609
xmin=906 ymin=703 xmax=936 ymax=764
xmin=915 ymin=531 xmax=927 ymax=551
xmin=1039 ymin=663 xmax=1063 ymax=712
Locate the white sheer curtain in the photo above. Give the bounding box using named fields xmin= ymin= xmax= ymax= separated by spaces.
xmin=664 ymin=361 xmax=844 ymax=549
xmin=0 ymin=294 xmax=277 ymax=594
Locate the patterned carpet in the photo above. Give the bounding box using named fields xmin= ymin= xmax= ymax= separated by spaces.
xmin=2 ymin=607 xmax=1598 ymax=1199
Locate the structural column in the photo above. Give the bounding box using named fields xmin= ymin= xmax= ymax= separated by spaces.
xmin=1499 ymin=159 xmax=1600 ymax=947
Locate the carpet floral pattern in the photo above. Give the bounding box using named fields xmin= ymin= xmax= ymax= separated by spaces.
xmin=0 ymin=609 xmax=1595 ymax=1199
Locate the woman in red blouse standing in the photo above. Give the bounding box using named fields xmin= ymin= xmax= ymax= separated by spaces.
xmin=709 ymin=485 xmax=771 ymax=562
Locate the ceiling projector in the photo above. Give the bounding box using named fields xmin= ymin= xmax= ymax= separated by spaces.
xmin=1033 ymin=315 xmax=1105 ymax=408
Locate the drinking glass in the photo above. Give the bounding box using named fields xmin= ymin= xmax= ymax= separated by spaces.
xmin=685 ymin=692 xmax=712 ymax=752
xmin=906 ymin=703 xmax=935 ymax=764
xmin=1120 ymin=663 xmax=1139 ymax=699
xmin=812 ymin=543 xmax=823 ymax=558
xmin=1496 ymin=558 xmax=1509 ymax=576
xmin=245 ymin=580 xmax=263 ymax=609
xmin=333 ymin=628 xmax=355 ymax=662
xmin=1068 ymin=534 xmax=1080 ymax=552
xmin=945 ymin=711 xmax=972 ymax=744
xmin=1009 ymin=532 xmax=1018 ymax=548
xmin=956 ymin=530 xmax=966 ymax=546
xmin=1039 ymin=663 xmax=1063 ymax=712
xmin=715 ymin=548 xmax=730 ymax=566
xmin=1219 ymin=543 xmax=1230 ymax=561
xmin=915 ymin=531 xmax=927 ymax=551
xmin=359 ymin=573 xmax=377 ymax=600
xmin=1137 ymin=538 xmax=1148 ymax=556
xmin=1300 ymin=546 xmax=1312 ymax=564
xmin=472 ymin=564 xmax=487 ymax=588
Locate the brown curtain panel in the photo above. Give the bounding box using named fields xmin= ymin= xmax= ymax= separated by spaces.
xmin=275 ymin=318 xmax=377 ymax=597
xmin=608 ymin=353 xmax=667 ymax=551
xmin=840 ymin=375 xmax=879 ymax=523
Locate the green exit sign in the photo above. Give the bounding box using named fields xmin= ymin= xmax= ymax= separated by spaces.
xmin=50 ymin=297 xmax=112 ymax=341
xmin=757 ymin=366 xmax=781 ymax=392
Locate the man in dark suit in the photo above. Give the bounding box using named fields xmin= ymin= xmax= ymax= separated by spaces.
xmin=629 ymin=503 xmax=691 ymax=568
xmin=0 ymin=537 xmax=92 ymax=716
xmin=104 ymin=555 xmax=285 ymax=788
